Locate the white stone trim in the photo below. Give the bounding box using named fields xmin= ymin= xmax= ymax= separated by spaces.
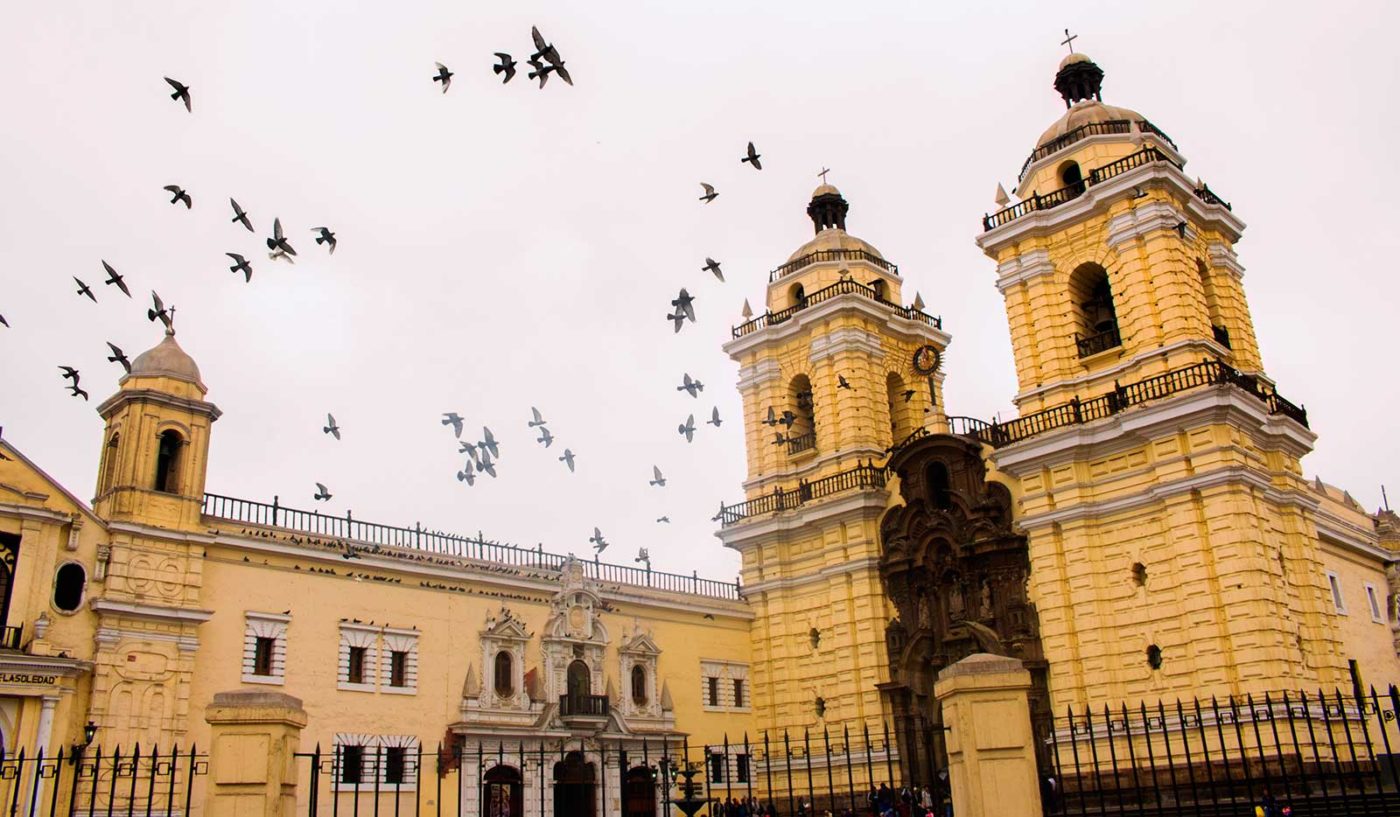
xmin=699 ymin=660 xmax=750 ymax=713
xmin=1365 ymin=584 xmax=1384 ymax=623
xmin=808 ymin=327 xmax=886 ymax=364
xmin=994 ymin=248 xmax=1054 ymax=293
xmin=1104 ymin=200 xmax=1191 ymax=249
xmin=716 ymin=490 xmax=888 ymax=552
xmin=736 ymin=357 xmax=783 ymax=392
xmin=331 ymin=734 xmax=420 ymax=791
xmin=1326 ymin=571 xmax=1347 ymax=615
xmin=1207 ymin=242 xmax=1246 ymax=280
xmin=338 ymin=622 xmax=379 ymax=692
xmin=242 ymin=611 xmax=289 ymax=685
xmin=723 ymin=294 xmax=950 ymax=359
xmin=381 ymin=628 xmax=419 ymax=694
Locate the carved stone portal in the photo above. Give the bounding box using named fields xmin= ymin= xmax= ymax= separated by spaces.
xmin=877 ymin=434 xmax=1048 ymax=785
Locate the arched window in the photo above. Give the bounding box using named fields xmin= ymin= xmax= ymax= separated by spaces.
xmin=493 ymin=651 xmax=513 ymax=697
xmin=53 ymin=563 xmax=86 ymax=612
xmin=154 ymin=430 xmax=183 ymax=493
xmin=927 ymin=462 xmax=952 ymax=510
xmin=630 ymin=665 xmax=647 ymax=705
xmin=567 ymin=660 xmax=591 ymax=699
xmin=1069 ymin=263 xmax=1120 ymax=357
xmin=790 ymin=283 xmax=807 ymax=309
xmin=1060 ymin=161 xmax=1085 ymax=197
xmin=886 ymin=372 xmax=912 ymax=445
xmin=870 ymin=279 xmax=887 ymax=303
xmin=787 ymin=375 xmax=816 ymax=453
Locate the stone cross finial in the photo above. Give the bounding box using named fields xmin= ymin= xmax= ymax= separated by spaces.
xmin=1061 ymin=28 xmax=1078 ymax=54
xmin=818 ymin=167 xmax=831 ymax=184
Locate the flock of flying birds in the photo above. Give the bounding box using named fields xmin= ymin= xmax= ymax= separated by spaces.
xmin=3 ymin=23 xmax=782 ymax=570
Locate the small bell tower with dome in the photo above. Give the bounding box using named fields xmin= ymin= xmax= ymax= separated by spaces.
xmin=94 ymin=327 xmax=220 ymax=531
xmin=718 ymin=184 xmax=951 ymax=740
xmin=975 ymin=51 xmax=1347 ymax=708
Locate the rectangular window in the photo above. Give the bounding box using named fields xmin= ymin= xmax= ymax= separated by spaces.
xmin=707 ymin=676 xmax=719 ymax=707
xmin=348 ymin=646 xmax=367 ymax=684
xmin=340 ymin=745 xmax=364 ymax=785
xmin=390 ymin=651 xmax=408 ymax=687
xmin=253 ymin=637 xmax=274 ymax=676
xmin=733 ymin=679 xmax=745 ymax=708
xmin=384 ymin=747 xmax=407 ymax=785
xmin=736 ymin=754 xmax=750 ymax=784
xmin=1365 ymin=584 xmax=1383 ymax=623
xmin=1327 ymin=572 xmax=1347 ymax=614
xmin=708 ymin=752 xmax=724 ymax=784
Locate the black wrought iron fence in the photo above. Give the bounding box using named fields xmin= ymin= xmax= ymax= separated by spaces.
xmin=1041 ymin=685 xmax=1400 ymax=817
xmin=296 ymin=723 xmax=932 ymax=817
xmin=0 ymin=744 xmax=206 ymax=817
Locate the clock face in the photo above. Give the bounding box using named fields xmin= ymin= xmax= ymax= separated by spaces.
xmin=913 ymin=345 xmax=941 ymax=375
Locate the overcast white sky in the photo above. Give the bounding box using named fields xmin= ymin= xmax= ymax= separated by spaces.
xmin=3 ymin=1 xmax=1398 ymax=581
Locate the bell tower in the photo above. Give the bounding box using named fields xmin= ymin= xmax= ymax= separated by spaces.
xmin=94 ymin=328 xmax=219 ymax=531
xmin=975 ymin=52 xmax=1347 ymax=708
xmin=719 ymin=185 xmax=950 ymax=737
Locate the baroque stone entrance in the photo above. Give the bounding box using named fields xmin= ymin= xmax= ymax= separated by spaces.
xmin=877 ymin=434 xmax=1048 ymax=783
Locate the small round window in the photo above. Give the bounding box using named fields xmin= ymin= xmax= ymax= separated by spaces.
xmin=53 ymin=563 xmax=86 ymax=612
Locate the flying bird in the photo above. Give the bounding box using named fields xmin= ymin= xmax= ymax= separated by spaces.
xmin=762 ymin=407 xmax=778 ymax=427
xmin=58 ymin=366 xmax=80 ymax=383
xmin=323 ymin=413 xmax=340 ymax=440
xmin=268 ymin=249 xmax=295 ymax=265
xmin=678 ymin=414 xmax=695 ymax=443
xmin=163 ymin=77 xmax=191 ymax=112
xmin=902 ymin=389 xmax=915 ymax=402
xmin=526 ymin=56 xmax=554 ymax=87
xmin=101 ymin=261 xmax=131 ymax=297
xmin=669 ymin=288 xmax=696 ymax=331
xmin=536 ymin=426 xmax=554 ymax=448
xmin=147 ymin=291 xmax=173 ymax=331
xmin=73 ymin=277 xmax=96 ymax=302
xmin=528 ymin=407 xmax=547 ymax=428
xmin=266 ymin=218 xmax=296 ymax=257
xmin=478 ymin=451 xmax=498 ymax=478
xmin=313 ymin=483 xmax=332 ymax=501
xmin=698 ymin=183 xmax=717 ymax=204
xmin=741 ymin=141 xmax=762 ymax=170
xmin=649 ymin=466 xmax=666 ymax=487
xmin=432 ymin=62 xmax=453 ymax=92
xmin=838 ymin=374 xmax=853 ymax=390
xmin=588 ymin=527 xmax=608 ymax=554
xmin=779 ymin=410 xmax=796 ymax=428
xmin=529 ymin=26 xmax=570 ymax=84
xmin=226 ymin=253 xmax=252 ymax=282
xmin=0 ymin=314 xmax=7 ymax=328
xmin=493 ymin=53 xmax=517 ymax=83
xmin=478 ymin=427 xmax=499 ymax=458
xmin=677 ymin=373 xmax=704 ymax=398
xmin=459 ymin=441 xmax=480 ymax=462
xmin=442 ymin=413 xmax=465 ymax=438
xmin=163 ymin=185 xmax=192 ymax=209
xmin=559 ymin=449 xmax=575 ymax=472
xmin=707 ymin=407 xmax=722 ymax=427
xmin=702 ymin=257 xmax=724 ymax=282
xmin=654 ymin=518 xmax=669 ymax=525
xmin=106 ymin=342 xmax=131 ymax=374
xmin=67 ymin=384 xmax=89 ymax=401
xmin=456 ymin=460 xmax=476 ymax=486
xmin=229 ymin=198 xmax=253 ymax=232
xmin=312 ymin=227 xmax=337 ymax=254
xmin=770 ymin=432 xmax=788 ymax=446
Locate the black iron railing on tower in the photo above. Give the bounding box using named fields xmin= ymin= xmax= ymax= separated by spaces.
xmin=987 ymin=146 xmax=1199 ymax=231
xmin=1075 ymin=325 xmax=1123 ymax=358
xmin=769 ymin=248 xmax=898 ymax=282
xmin=732 ymin=278 xmax=940 ymax=339
xmin=201 ymin=494 xmax=743 ymax=601
xmin=887 ymin=358 xmax=1307 ymax=458
xmin=715 ymin=462 xmax=887 ymax=528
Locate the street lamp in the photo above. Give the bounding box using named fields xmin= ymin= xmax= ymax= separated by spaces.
xmin=70 ymin=721 xmax=97 ymax=765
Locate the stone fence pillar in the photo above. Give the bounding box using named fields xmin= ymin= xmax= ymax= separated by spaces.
xmin=204 ymin=689 xmax=308 ymax=817
xmin=934 ymin=654 xmax=1042 ymax=817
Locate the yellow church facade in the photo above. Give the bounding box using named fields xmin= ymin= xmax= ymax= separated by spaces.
xmin=0 ymin=48 xmax=1397 ymax=816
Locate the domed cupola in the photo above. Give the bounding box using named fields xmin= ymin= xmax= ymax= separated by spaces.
xmin=806 ymin=184 xmax=849 ymax=233
xmin=1054 ymin=51 xmax=1104 ymax=107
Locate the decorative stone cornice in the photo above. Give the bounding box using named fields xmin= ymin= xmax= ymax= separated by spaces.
xmin=716 ymin=490 xmax=889 ymax=551
xmin=994 ymin=249 xmax=1055 ymax=293
xmin=89 ymin=598 xmax=214 ymax=625
xmin=736 ymin=358 xmax=783 ymax=392
xmin=1105 ymin=200 xmax=1191 ymax=249
xmin=95 ymin=387 xmax=222 ymax=422
xmin=808 ymin=327 xmax=886 ymax=364
xmin=722 ymin=293 xmax=949 ymax=360
xmin=0 ymin=652 xmax=93 ymax=679
xmin=1208 ymin=242 xmax=1246 ymax=280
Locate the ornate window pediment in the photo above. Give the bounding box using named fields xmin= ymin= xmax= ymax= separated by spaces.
xmin=618 ymin=627 xmax=662 ymax=719
xmin=477 ymin=607 xmax=531 ymax=711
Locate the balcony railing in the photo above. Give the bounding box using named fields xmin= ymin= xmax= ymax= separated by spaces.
xmin=890 ymin=359 xmax=1307 ymax=455
xmin=769 ymin=248 xmax=898 ymax=283
xmin=1017 ymin=120 xmax=1133 ymax=183
xmin=201 ymin=494 xmax=743 ymax=600
xmin=0 ymin=625 xmax=22 ymax=651
xmin=1075 ymin=325 xmax=1122 ymax=358
xmin=715 ymin=462 xmax=887 ymax=528
xmin=1136 ymin=119 xmax=1178 ymax=149
xmin=1194 ymin=182 xmax=1233 ymax=210
xmin=985 ymin=147 xmax=1180 ymax=232
xmin=732 ymin=278 xmax=941 ymax=339
xmin=785 ymin=431 xmax=816 ymax=455
xmin=558 ymin=693 xmax=609 ymax=718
